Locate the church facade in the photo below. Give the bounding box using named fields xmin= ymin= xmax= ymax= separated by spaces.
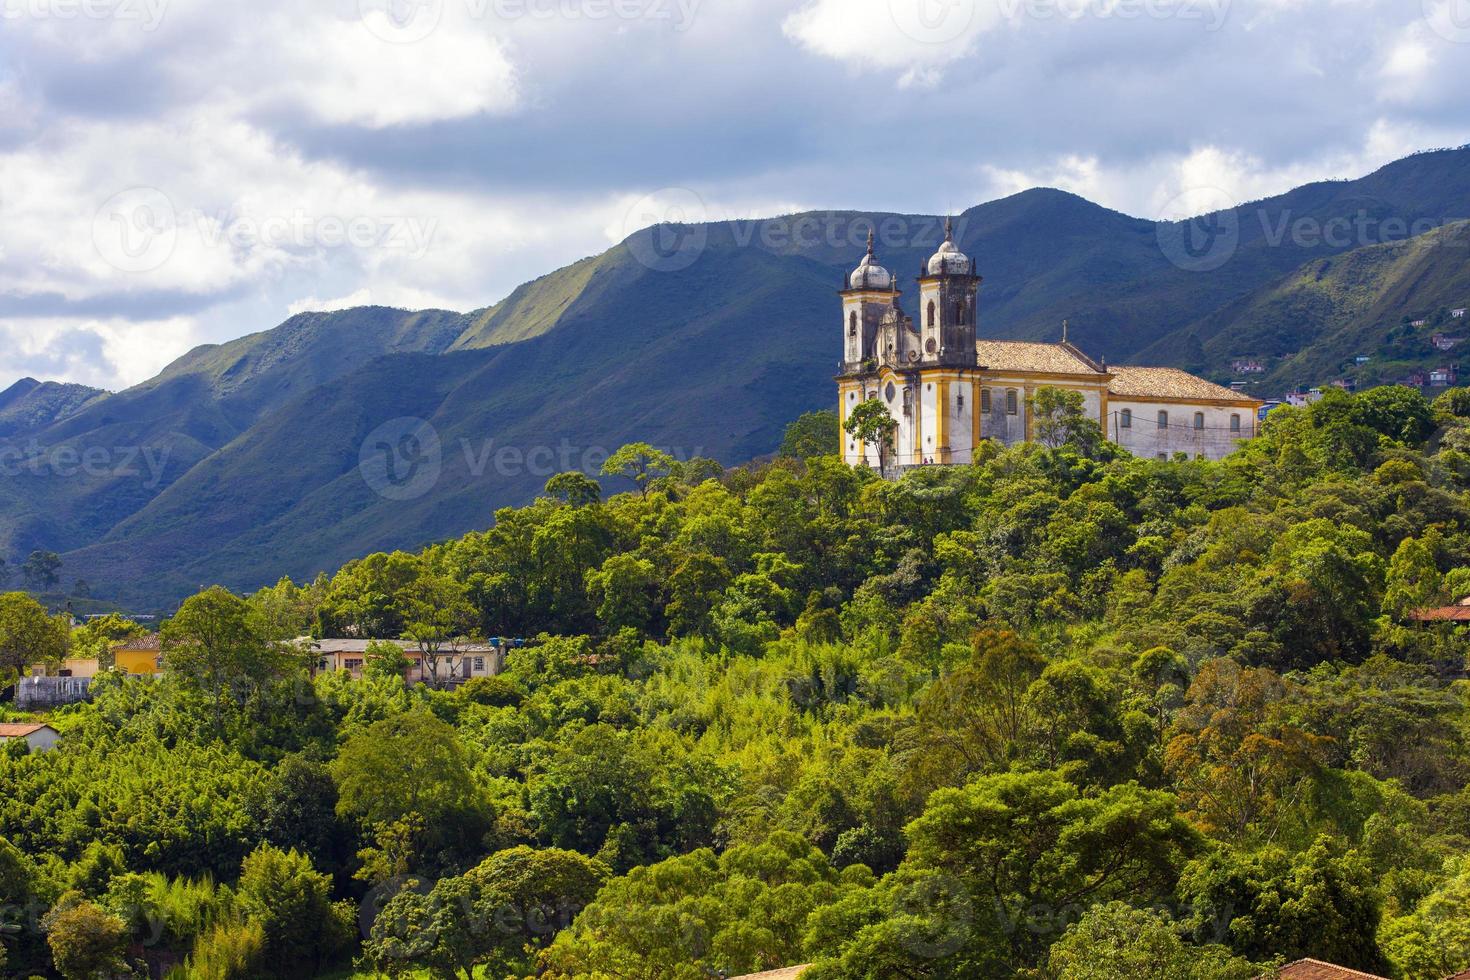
xmin=837 ymin=222 xmax=1262 ymax=471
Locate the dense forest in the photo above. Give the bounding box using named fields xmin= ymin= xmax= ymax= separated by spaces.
xmin=3 ymin=384 xmax=1470 ymax=979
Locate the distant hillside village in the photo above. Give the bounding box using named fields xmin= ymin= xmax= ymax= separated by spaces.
xmin=1228 ymin=305 xmax=1470 ymax=412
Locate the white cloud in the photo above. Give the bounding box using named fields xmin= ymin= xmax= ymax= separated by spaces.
xmin=0 ymin=316 xmax=199 ymax=390
xmin=782 ymin=0 xmax=1003 ymax=80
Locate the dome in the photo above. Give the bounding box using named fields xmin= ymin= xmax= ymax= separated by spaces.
xmin=927 ymin=218 xmax=972 ymax=276
xmin=849 ymin=230 xmax=893 ymax=290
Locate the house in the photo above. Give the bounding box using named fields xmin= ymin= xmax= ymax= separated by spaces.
xmin=1354 ymin=354 xmax=1372 ymax=364
xmin=1285 ymin=388 xmax=1324 ymax=408
xmin=1406 ymin=369 xmax=1430 ymax=386
xmin=1232 ymin=359 xmax=1267 ymax=374
xmin=1432 ymin=334 xmax=1464 ymax=351
xmin=0 ymin=723 xmax=61 ymax=753
xmin=1453 ymin=308 xmax=1466 ymax=319
xmin=113 ymin=634 xmax=163 ymax=674
xmin=311 ymin=638 xmax=509 ymax=685
xmin=1271 ymin=959 xmax=1389 ymax=979
xmin=1431 ymin=365 xmax=1458 ymax=387
xmin=1412 ymin=318 xmax=1429 ymax=328
xmin=1331 ymin=378 xmax=1357 ymax=392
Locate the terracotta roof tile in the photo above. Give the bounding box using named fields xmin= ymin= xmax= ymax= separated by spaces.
xmin=115 ymin=634 xmax=161 ymax=652
xmin=0 ymin=723 xmax=53 ymax=737
xmin=1108 ymin=365 xmax=1253 ymax=403
xmin=730 ymin=969 xmax=809 ymax=980
xmin=975 ymin=340 xmax=1104 ymax=376
xmin=1275 ymin=959 xmax=1390 ymax=980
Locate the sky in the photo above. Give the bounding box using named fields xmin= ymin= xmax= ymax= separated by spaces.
xmin=1 ymin=0 xmax=1469 ymax=391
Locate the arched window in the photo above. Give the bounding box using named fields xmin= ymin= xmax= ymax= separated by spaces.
xmin=848 ymin=312 xmax=857 ymax=337
xmin=1230 ymin=414 xmax=1241 ymax=433
xmin=1157 ymin=410 xmax=1169 ymax=429
xmin=1194 ymin=412 xmax=1205 ymax=430
xmin=1120 ymin=408 xmax=1132 ymax=429
xmin=927 ymin=301 xmax=936 ymax=329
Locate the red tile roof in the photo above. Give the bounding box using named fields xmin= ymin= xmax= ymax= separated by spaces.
xmin=1275 ymin=959 xmax=1389 ymax=980
xmin=0 ymin=723 xmax=54 ymax=737
xmin=1408 ymin=604 xmax=1470 ymax=622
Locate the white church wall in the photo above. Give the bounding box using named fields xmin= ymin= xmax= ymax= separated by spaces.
xmin=1106 ymin=400 xmax=1253 ymax=461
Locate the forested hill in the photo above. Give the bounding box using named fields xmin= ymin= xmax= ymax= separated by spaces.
xmin=6 ymin=147 xmax=1470 ymax=609
xmin=4 ymin=385 xmax=1470 ymax=978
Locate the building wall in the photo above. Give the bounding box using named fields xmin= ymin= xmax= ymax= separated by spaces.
xmin=1106 ymin=400 xmax=1255 ymax=461
xmin=116 ymin=650 xmax=161 ymax=674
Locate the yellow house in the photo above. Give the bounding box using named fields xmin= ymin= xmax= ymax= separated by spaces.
xmin=113 ymin=634 xmax=163 ymax=674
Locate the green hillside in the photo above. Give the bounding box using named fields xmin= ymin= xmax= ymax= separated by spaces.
xmin=8 ymin=147 xmax=1470 ymax=608
xmin=1176 ymin=221 xmax=1470 ymax=392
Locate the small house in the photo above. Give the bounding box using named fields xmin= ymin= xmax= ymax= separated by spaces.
xmin=1432 ymin=334 xmax=1464 ymax=352
xmin=1431 ymin=365 xmax=1458 ymax=387
xmin=1232 ymin=359 xmax=1266 ymax=374
xmin=1412 ymin=318 xmax=1429 ymax=328
xmin=1453 ymin=308 xmax=1466 ymax=319
xmin=114 ymin=634 xmax=163 ymax=674
xmin=0 ymin=723 xmax=61 ymax=753
xmin=1354 ymin=354 xmax=1371 ymax=364
xmin=311 ymin=638 xmax=508 ymax=685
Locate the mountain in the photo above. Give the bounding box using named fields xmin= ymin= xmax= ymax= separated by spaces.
xmin=1179 ymin=220 xmax=1470 ymax=391
xmin=7 ymin=146 xmax=1470 ymax=609
xmin=0 ymin=378 xmax=107 ymax=439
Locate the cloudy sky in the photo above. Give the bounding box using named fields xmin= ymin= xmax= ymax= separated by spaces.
xmin=2 ymin=0 xmax=1468 ymax=391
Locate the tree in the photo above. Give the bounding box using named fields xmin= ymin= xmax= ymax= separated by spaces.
xmin=70 ymin=613 xmax=145 ymax=668
xmin=1382 ymin=535 xmax=1443 ymax=618
xmin=1047 ymin=902 xmax=1260 ymax=980
xmin=542 ymin=833 xmax=868 ymax=979
xmin=1029 ymin=385 xmax=1104 ymax=454
xmin=235 ymin=844 xmax=353 ymax=977
xmin=21 ymin=550 xmax=62 ymax=591
xmin=0 ymin=591 xmax=70 ymax=688
xmin=1348 ymin=385 xmax=1436 ymax=445
xmin=1178 ymin=837 xmax=1387 ymax=972
xmin=904 ymin=769 xmax=1201 ymax=962
xmin=331 ymin=712 xmax=485 ymax=839
xmin=44 ymin=898 xmax=132 ymax=980
xmin=399 ymin=573 xmax=476 ymax=687
xmin=1379 ymin=856 xmax=1470 ymax=980
xmin=545 ymin=471 xmax=602 ymax=507
xmin=585 ymin=553 xmax=663 ymax=636
xmin=367 ymin=847 xmax=609 ymax=980
xmin=162 ymin=586 xmax=282 ymax=728
xmin=600 ymin=443 xmax=678 ymax=496
xmin=781 ymin=410 xmax=841 ymax=460
xmin=363 ymin=638 xmax=412 ymax=681
xmin=843 ymin=399 xmax=897 ymax=473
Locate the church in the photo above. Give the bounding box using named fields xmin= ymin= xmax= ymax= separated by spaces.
xmin=837 ymin=221 xmax=1262 ymax=471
